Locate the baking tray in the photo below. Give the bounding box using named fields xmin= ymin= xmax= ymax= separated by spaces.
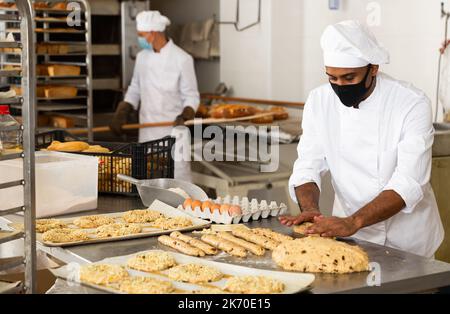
xmin=10 ymin=200 xmax=210 ymax=248
xmin=50 ymin=249 xmax=315 ymax=294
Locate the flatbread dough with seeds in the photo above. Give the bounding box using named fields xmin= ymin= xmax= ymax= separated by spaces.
xmin=252 ymin=228 xmax=293 ymax=243
xmin=118 ymin=276 xmax=174 ymax=294
xmin=158 ymin=235 xmax=205 ymax=257
xmin=73 ymin=215 xmax=115 ymax=229
xmin=80 ymin=264 xmax=129 ymax=285
xmin=167 ymin=264 xmax=223 ymax=283
xmin=170 ymin=231 xmax=218 ymax=255
xmin=42 ymin=228 xmax=89 ymax=243
xmin=96 ymin=223 xmax=142 ymax=238
xmin=127 ymin=251 xmax=177 ymax=272
xmin=231 ymin=227 xmax=279 ymax=250
xmin=216 ymin=231 xmax=265 ymax=256
xmin=201 ymin=234 xmax=247 ymax=257
xmin=150 ymin=217 xmax=193 ymax=230
xmin=224 ymin=276 xmax=284 ymax=294
xmin=36 ymin=219 xmax=67 ymax=233
xmin=122 ymin=209 xmax=162 ymax=223
xmin=272 ymin=237 xmax=370 ymax=274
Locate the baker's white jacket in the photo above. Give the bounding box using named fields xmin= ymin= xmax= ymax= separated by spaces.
xmin=124 ymin=39 xmax=200 ymax=143
xmin=289 ymin=73 xmax=444 ymax=258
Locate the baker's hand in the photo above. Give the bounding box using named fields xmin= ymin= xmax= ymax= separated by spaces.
xmin=175 ymin=106 xmax=196 ymax=126
xmin=110 ymin=101 xmax=133 ymax=136
xmin=306 ymin=216 xmax=360 ymax=238
xmin=278 ymin=210 xmax=321 ymax=227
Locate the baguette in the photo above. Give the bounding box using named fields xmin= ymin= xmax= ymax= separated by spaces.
xmin=201 ymin=234 xmax=247 ymax=258
xmin=231 ymin=227 xmax=280 ymax=250
xmin=217 ymin=231 xmax=265 ymax=256
xmin=252 ymin=228 xmax=293 ymax=243
xmin=170 ymin=231 xmax=218 ymax=255
xmin=158 ymin=235 xmax=205 ymax=257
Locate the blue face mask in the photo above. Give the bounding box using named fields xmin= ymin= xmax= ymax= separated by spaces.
xmin=138 ymin=36 xmax=153 ymax=51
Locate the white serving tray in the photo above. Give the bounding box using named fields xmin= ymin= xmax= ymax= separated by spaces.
xmin=50 ymin=249 xmax=315 ymax=294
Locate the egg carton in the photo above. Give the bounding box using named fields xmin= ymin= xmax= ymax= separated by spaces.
xmin=178 ymin=195 xmax=288 ymax=225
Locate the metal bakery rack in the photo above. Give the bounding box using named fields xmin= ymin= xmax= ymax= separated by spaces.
xmin=0 ymin=0 xmax=36 ymax=293
xmin=1 ymin=0 xmax=93 ymax=141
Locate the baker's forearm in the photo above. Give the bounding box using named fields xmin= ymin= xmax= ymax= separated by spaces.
xmin=294 ymin=182 xmax=321 ymax=213
xmin=350 ymin=190 xmax=406 ymax=229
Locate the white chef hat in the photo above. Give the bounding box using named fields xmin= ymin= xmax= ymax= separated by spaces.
xmin=136 ymin=11 xmax=171 ymax=32
xmin=320 ymin=20 xmax=390 ymax=68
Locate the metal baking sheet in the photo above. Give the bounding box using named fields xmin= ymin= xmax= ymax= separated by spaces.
xmin=11 ymin=200 xmax=210 ymax=248
xmin=50 ymin=249 xmax=315 ymax=294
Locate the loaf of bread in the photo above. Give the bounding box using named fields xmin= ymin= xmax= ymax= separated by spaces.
xmin=37 ymin=43 xmax=69 ymax=55
xmin=44 ymin=86 xmax=78 ymax=98
xmin=210 ymin=104 xmax=258 ymax=119
xmin=250 ymin=111 xmax=274 ymax=124
xmin=51 ymin=2 xmax=67 ymax=10
xmin=47 ymin=141 xmax=90 ymax=152
xmin=269 ymin=106 xmax=289 ymax=120
xmin=47 ymin=65 xmax=81 ymax=76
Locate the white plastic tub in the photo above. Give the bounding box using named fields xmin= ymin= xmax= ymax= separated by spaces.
xmin=0 ymin=151 xmax=98 ymax=218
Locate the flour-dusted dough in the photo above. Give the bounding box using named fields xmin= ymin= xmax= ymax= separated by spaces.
xmin=224 ymin=276 xmax=284 ymax=294
xmin=42 ymin=228 xmax=89 ymax=243
xmin=96 ymin=223 xmax=142 ymax=238
xmin=150 ymin=217 xmax=193 ymax=230
xmin=158 ymin=235 xmax=205 ymax=257
xmin=80 ymin=264 xmax=129 ymax=285
xmin=167 ymin=264 xmax=223 ymax=283
xmin=272 ymin=237 xmax=370 ymax=274
xmin=252 ymin=228 xmax=293 ymax=243
xmin=231 ymin=227 xmax=279 ymax=250
xmin=127 ymin=251 xmax=177 ymax=272
xmin=118 ymin=276 xmax=174 ymax=294
xmin=122 ymin=209 xmax=162 ymax=223
xmin=216 ymin=232 xmax=265 ymax=256
xmin=170 ymin=231 xmax=218 ymax=255
xmin=73 ymin=215 xmax=115 ymax=229
xmin=201 ymin=234 xmax=247 ymax=258
xmin=36 ymin=219 xmax=67 ymax=233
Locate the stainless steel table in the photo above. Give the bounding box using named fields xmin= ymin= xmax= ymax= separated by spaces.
xmin=4 ymin=195 xmax=450 ymax=294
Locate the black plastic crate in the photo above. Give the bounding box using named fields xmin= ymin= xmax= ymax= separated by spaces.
xmin=35 ymin=130 xmax=175 ymax=195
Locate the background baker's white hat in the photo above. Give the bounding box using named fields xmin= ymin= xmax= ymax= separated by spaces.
xmin=320 ymin=20 xmax=390 ymax=68
xmin=136 ymin=10 xmax=171 ymax=32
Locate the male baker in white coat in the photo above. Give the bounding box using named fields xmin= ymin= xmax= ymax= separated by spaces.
xmin=110 ymin=11 xmax=199 ymax=180
xmin=280 ymin=20 xmax=444 ymax=258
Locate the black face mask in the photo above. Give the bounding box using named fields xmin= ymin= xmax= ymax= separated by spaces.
xmin=330 ymin=66 xmax=374 ymax=108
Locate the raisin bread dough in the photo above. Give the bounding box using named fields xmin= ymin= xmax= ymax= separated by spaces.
xmin=80 ymin=264 xmax=129 ymax=285
xmin=224 ymin=276 xmax=284 ymax=294
xmin=167 ymin=264 xmax=223 ymax=283
xmin=117 ymin=276 xmax=174 ymax=294
xmin=122 ymin=209 xmax=162 ymax=223
xmin=127 ymin=251 xmax=177 ymax=272
xmin=272 ymin=237 xmax=370 ymax=274
xmin=73 ymin=215 xmax=115 ymax=229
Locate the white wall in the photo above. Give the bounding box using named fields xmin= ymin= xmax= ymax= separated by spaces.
xmin=220 ymin=0 xmax=450 ymax=118
xmin=151 ymin=0 xmax=220 ymax=93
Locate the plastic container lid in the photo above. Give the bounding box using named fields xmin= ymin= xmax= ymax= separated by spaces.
xmin=0 ymin=105 xmax=10 ymax=115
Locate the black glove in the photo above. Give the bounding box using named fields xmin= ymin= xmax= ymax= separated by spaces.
xmin=174 ymin=106 xmax=196 ymax=126
xmin=110 ymin=101 xmax=133 ymax=136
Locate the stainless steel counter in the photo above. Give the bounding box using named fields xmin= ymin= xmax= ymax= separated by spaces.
xmin=3 ymin=195 xmax=450 ymax=294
